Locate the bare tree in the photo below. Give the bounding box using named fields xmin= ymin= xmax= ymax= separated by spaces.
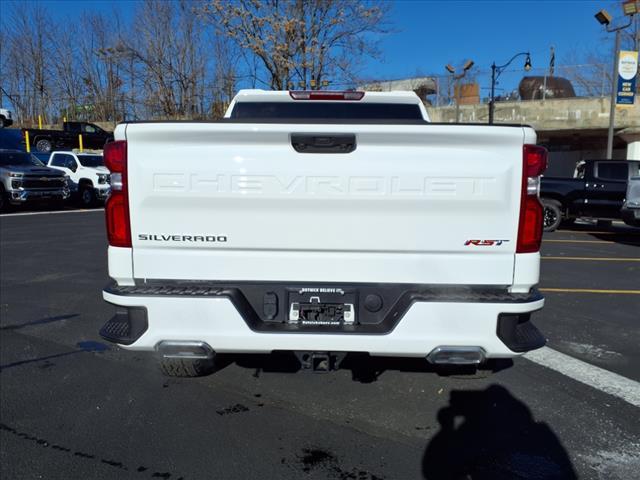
xmin=211 ymin=36 xmax=239 ymax=117
xmin=1 ymin=0 xmax=394 ymax=124
xmin=122 ymin=0 xmax=212 ymax=119
xmin=2 ymin=3 xmax=53 ymax=124
xmin=203 ymin=0 xmax=390 ymax=90
xmin=562 ymin=27 xmax=639 ymax=98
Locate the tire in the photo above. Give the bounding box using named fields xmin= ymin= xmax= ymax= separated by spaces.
xmin=0 ymin=185 xmax=6 ymax=212
xmin=0 ymin=116 xmax=5 ymax=128
xmin=542 ymin=199 xmax=562 ymax=232
xmin=622 ymin=211 xmax=640 ymax=228
xmin=159 ymin=357 xmax=216 ymax=377
xmin=35 ymin=137 xmax=52 ymax=152
xmin=79 ymin=185 xmax=95 ymax=207
xmin=596 ymin=219 xmax=612 ymax=229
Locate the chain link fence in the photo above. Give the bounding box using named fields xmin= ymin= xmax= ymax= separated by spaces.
xmin=425 ymin=63 xmax=613 ymax=107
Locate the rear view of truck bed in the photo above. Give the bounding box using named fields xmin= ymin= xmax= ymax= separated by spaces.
xmin=100 ymin=90 xmax=547 ymax=376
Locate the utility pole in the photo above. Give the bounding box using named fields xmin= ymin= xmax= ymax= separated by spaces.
xmin=445 ymin=60 xmax=474 ymax=124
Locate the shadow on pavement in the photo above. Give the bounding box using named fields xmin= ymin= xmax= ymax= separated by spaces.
xmin=555 ymin=223 xmax=640 ymax=247
xmin=0 ymin=313 xmax=80 ymax=331
xmin=0 ymin=340 xmax=109 ymax=371
xmin=0 ymin=201 xmax=103 ymax=215
xmin=422 ymin=384 xmax=577 ymax=480
xmin=222 ymin=353 xmax=513 ymax=383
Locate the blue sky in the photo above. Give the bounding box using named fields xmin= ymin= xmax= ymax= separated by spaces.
xmin=5 ymin=0 xmax=631 ymax=96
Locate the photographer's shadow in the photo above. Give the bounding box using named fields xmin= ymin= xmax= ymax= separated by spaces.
xmin=422 ymin=385 xmax=577 ymax=480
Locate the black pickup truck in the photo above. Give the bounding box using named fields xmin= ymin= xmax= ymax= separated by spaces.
xmin=22 ymin=122 xmax=113 ymax=153
xmin=540 ymin=159 xmax=640 ymax=231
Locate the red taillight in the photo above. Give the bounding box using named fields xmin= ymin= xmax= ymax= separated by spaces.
xmin=517 ymin=145 xmax=548 ymax=253
xmin=289 ymin=91 xmax=365 ymax=101
xmin=523 ymin=144 xmax=548 ymax=177
xmin=104 ymin=140 xmax=130 ymax=248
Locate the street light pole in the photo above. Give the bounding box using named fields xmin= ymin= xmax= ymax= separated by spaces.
xmin=489 ymin=63 xmax=497 ymax=124
xmin=607 ymin=29 xmax=622 ymax=159
xmin=488 ymin=52 xmax=531 ymax=124
xmin=595 ymin=5 xmax=635 ymax=158
xmin=455 ymin=76 xmax=461 ymax=122
xmin=446 ymin=60 xmax=474 ymax=123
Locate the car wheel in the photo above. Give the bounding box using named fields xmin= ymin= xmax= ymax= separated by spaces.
xmin=0 ymin=186 xmax=6 ymax=211
xmin=79 ymin=186 xmax=95 ymax=207
xmin=596 ymin=219 xmax=612 ymax=229
xmin=35 ymin=138 xmax=52 ymax=152
xmin=542 ymin=199 xmax=562 ymax=232
xmin=622 ymin=211 xmax=640 ymax=228
xmin=159 ymin=357 xmax=216 ymax=377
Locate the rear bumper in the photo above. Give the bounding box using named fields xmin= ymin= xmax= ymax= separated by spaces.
xmin=101 ymin=283 xmax=545 ymax=359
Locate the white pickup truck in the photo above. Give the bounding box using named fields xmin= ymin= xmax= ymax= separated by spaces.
xmin=100 ymin=89 xmax=548 ymax=377
xmin=47 ymin=151 xmax=110 ymax=206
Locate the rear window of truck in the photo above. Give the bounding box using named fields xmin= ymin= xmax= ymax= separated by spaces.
xmin=230 ymin=102 xmax=423 ymax=120
xmin=597 ymin=162 xmax=628 ymax=181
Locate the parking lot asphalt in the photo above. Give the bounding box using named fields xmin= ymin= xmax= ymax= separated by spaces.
xmin=1 ymin=210 xmax=639 ymax=480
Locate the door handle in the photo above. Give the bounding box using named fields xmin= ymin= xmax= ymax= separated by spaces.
xmin=291 ymin=133 xmax=356 ymax=154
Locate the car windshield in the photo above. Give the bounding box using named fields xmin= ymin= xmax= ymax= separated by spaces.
xmin=77 ymin=155 xmax=104 ymax=167
xmin=0 ymin=151 xmax=44 ymax=167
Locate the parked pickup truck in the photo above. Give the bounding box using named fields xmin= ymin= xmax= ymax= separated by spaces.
xmin=23 ymin=121 xmax=113 ymax=153
xmin=0 ymin=149 xmax=69 ymax=211
xmin=47 ymin=151 xmax=110 ymax=206
xmin=540 ymin=159 xmax=640 ymax=231
xmin=622 ymin=175 xmax=640 ymax=227
xmin=100 ymin=89 xmax=548 ymax=377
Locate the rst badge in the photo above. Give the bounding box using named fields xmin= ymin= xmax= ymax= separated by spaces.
xmin=464 ymin=239 xmax=510 ymax=246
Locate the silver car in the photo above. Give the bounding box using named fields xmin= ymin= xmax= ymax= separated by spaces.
xmin=0 ymin=149 xmax=70 ymax=211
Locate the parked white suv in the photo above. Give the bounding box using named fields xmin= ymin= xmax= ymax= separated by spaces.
xmin=0 ymin=108 xmax=13 ymax=127
xmin=100 ymin=89 xmax=548 ymax=377
xmin=47 ymin=151 xmax=110 ymax=206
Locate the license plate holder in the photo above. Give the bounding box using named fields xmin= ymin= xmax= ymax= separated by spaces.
xmin=288 ymin=287 xmax=356 ymax=326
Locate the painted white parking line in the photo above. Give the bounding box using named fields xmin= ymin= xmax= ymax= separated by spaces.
xmin=525 ymin=346 xmax=640 ymax=408
xmin=0 ymin=209 xmax=104 ymax=217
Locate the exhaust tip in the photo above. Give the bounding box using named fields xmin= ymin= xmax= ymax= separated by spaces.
xmin=156 ymin=341 xmax=215 ymax=360
xmin=426 ymin=346 xmax=485 ymax=365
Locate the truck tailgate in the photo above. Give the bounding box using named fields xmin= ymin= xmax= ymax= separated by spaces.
xmin=124 ymin=123 xmax=528 ymax=285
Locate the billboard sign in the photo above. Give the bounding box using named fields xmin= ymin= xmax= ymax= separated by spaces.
xmin=616 ymin=50 xmax=638 ymax=106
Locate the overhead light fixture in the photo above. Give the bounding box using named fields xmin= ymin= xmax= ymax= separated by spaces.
xmin=623 ymin=0 xmax=638 ymax=16
xmin=594 ymin=9 xmax=612 ymax=25
xmin=445 ymin=64 xmax=455 ymax=74
xmin=463 ymin=60 xmax=474 ymax=71
xmin=524 ymin=54 xmax=532 ymax=71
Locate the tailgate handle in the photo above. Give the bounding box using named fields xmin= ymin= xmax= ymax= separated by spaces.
xmin=291 ymin=133 xmax=356 ymax=154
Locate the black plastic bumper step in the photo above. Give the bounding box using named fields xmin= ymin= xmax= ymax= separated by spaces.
xmin=99 ymin=307 xmax=148 ymax=345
